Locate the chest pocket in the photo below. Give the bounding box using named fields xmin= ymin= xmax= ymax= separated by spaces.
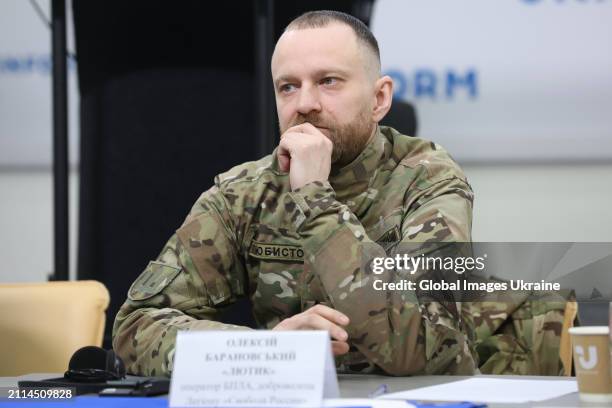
xmin=246 ymin=224 xmax=305 ymax=324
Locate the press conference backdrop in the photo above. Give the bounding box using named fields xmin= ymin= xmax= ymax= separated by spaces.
xmin=1 ymin=0 xmax=612 ymax=291
xmin=0 ymin=0 xmax=79 ymax=167
xmin=1 ymin=0 xmax=611 ymax=166
xmin=372 ymin=0 xmax=612 ymax=162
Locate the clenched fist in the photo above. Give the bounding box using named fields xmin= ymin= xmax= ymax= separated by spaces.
xmin=277 ymin=123 xmax=333 ymax=190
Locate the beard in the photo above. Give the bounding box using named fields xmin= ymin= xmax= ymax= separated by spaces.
xmin=280 ymin=108 xmax=375 ymax=167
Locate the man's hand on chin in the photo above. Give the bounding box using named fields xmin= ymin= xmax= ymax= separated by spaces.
xmin=272 ymin=304 xmax=350 ymax=356
xmin=277 ymin=123 xmax=333 ymax=191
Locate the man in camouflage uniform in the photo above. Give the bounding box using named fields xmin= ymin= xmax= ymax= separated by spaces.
xmin=113 ymin=11 xmax=570 ymax=377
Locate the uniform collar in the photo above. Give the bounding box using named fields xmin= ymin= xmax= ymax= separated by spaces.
xmin=329 ymin=125 xmax=391 ymax=217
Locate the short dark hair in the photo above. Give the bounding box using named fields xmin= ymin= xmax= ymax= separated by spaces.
xmin=285 ymin=10 xmax=380 ymax=64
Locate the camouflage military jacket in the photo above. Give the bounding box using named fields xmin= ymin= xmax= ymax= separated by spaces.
xmin=113 ymin=126 xmax=567 ymax=377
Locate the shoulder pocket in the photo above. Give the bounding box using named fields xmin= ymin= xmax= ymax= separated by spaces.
xmin=128 ymin=261 xmax=181 ymax=301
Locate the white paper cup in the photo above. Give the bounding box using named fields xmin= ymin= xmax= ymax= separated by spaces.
xmin=569 ymin=326 xmax=612 ymax=403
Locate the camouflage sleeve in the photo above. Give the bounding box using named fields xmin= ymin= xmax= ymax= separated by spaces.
xmin=112 ymin=186 xmax=251 ymax=377
xmin=287 ymin=176 xmax=477 ymax=376
xmin=463 ymin=286 xmax=571 ymax=375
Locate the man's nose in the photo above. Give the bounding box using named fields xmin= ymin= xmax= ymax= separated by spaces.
xmin=296 ymin=85 xmax=321 ymax=115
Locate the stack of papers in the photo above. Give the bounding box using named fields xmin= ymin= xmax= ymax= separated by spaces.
xmin=378 ymin=378 xmax=578 ymax=404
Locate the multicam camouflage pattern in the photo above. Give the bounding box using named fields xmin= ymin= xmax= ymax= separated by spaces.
xmin=462 ymin=287 xmax=570 ymax=376
xmin=113 ymin=126 xmax=567 ymax=377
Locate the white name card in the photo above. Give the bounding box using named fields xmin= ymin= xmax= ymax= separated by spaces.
xmin=169 ymin=330 xmax=340 ymax=408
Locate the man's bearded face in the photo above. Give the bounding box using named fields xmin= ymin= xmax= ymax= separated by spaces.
xmin=271 ymin=23 xmax=377 ymax=167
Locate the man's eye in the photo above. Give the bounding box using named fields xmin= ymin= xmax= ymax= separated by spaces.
xmin=321 ymin=77 xmax=338 ymax=86
xmin=280 ymin=84 xmax=296 ymax=93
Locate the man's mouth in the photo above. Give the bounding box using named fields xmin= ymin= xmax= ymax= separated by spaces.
xmin=316 ymin=127 xmax=332 ymax=138
xmin=290 ymin=121 xmax=332 ymax=135
xmin=307 ymin=122 xmax=329 ymax=131
xmin=297 ymin=122 xmax=326 ymax=129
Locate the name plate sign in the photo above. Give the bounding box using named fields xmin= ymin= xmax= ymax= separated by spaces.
xmin=169 ymin=330 xmax=339 ymax=407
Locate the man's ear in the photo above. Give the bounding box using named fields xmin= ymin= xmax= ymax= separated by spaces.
xmin=372 ymin=75 xmax=394 ymax=123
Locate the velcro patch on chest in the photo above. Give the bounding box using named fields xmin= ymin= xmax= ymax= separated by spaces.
xmin=249 ymin=241 xmax=304 ymax=263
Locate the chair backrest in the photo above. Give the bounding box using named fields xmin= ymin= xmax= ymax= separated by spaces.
xmin=0 ymin=281 xmax=110 ymax=376
xmin=380 ymin=99 xmax=418 ymax=137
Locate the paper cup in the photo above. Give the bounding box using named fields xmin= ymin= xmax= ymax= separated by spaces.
xmin=569 ymin=326 xmax=612 ymax=402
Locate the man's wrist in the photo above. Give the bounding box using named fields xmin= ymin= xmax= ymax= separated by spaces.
xmin=291 ymin=176 xmax=328 ymax=192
